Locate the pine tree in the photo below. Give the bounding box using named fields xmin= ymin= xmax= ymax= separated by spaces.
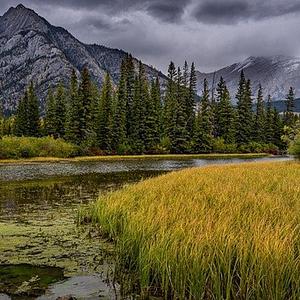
xmin=125 ymin=54 xmax=136 ymax=139
xmin=254 ymin=84 xmax=265 ymax=142
xmin=111 ymin=60 xmax=127 ymax=151
xmin=236 ymin=71 xmax=253 ymax=144
xmin=265 ymin=95 xmax=274 ymax=143
xmin=170 ymin=67 xmax=188 ymax=153
xmin=164 ymin=61 xmax=177 ymax=142
xmin=130 ymin=62 xmax=148 ymax=153
xmin=65 ymin=69 xmax=81 ymax=144
xmin=78 ymin=67 xmax=93 ymax=143
xmin=27 ymin=82 xmax=40 ymax=137
xmin=186 ymin=62 xmax=197 ymax=137
xmin=14 ymin=91 xmax=29 ymax=136
xmin=193 ymin=79 xmax=213 ymax=152
xmin=215 ymin=77 xmax=236 ymax=143
xmin=45 ymin=88 xmax=56 ymax=137
xmin=144 ymin=77 xmax=160 ymax=151
xmin=284 ymin=87 xmax=295 ymax=126
xmin=54 ymin=82 xmax=66 ymax=138
xmin=97 ymin=72 xmax=114 ymax=151
xmin=272 ymin=108 xmax=284 ymax=148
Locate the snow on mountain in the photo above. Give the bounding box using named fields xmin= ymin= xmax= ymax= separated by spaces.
xmin=196 ymin=55 xmax=300 ymax=103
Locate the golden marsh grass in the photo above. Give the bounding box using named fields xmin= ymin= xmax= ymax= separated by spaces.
xmin=86 ymin=161 xmax=300 ymax=299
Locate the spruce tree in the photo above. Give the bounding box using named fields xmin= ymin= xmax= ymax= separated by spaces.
xmin=236 ymin=71 xmax=253 ymax=144
xmin=45 ymin=88 xmax=56 ymax=137
xmin=111 ymin=60 xmax=127 ymax=151
xmin=130 ymin=62 xmax=148 ymax=153
xmin=170 ymin=67 xmax=188 ymax=153
xmin=97 ymin=72 xmax=114 ymax=151
xmin=144 ymin=77 xmax=160 ymax=151
xmin=54 ymin=82 xmax=66 ymax=138
xmin=125 ymin=54 xmax=136 ymax=139
xmin=272 ymin=108 xmax=284 ymax=148
xmin=265 ymin=95 xmax=274 ymax=143
xmin=78 ymin=67 xmax=93 ymax=143
xmin=65 ymin=70 xmax=81 ymax=144
xmin=284 ymin=87 xmax=295 ymax=126
xmin=27 ymin=82 xmax=40 ymax=137
xmin=193 ymin=79 xmax=213 ymax=152
xmin=215 ymin=77 xmax=236 ymax=143
xmin=254 ymin=84 xmax=265 ymax=142
xmin=187 ymin=62 xmax=197 ymax=137
xmin=14 ymin=91 xmax=29 ymax=136
xmin=164 ymin=61 xmax=177 ymax=143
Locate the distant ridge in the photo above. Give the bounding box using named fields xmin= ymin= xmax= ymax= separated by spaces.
xmin=196 ymin=55 xmax=300 ymax=103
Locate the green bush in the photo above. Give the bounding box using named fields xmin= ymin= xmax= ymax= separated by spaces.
xmin=289 ymin=135 xmax=300 ymax=159
xmin=0 ymin=136 xmax=79 ymax=159
xmin=238 ymin=142 xmax=279 ymax=154
xmin=212 ymin=138 xmax=237 ymax=153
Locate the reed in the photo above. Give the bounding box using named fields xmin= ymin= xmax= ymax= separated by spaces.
xmin=85 ymin=161 xmax=300 ymax=299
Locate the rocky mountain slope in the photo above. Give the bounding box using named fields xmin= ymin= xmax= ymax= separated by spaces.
xmin=0 ymin=4 xmax=166 ymax=114
xmin=196 ymin=56 xmax=300 ymax=103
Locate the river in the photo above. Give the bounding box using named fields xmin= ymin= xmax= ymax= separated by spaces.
xmin=0 ymin=156 xmax=291 ymax=299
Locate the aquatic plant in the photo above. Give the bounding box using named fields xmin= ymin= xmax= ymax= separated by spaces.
xmin=86 ymin=161 xmax=300 ymax=299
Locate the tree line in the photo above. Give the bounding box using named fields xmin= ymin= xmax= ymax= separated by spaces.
xmin=0 ymin=55 xmax=298 ymax=154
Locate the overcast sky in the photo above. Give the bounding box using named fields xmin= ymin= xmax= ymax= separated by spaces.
xmin=1 ymin=0 xmax=300 ymax=73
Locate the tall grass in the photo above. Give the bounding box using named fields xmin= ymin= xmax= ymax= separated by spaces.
xmin=85 ymin=161 xmax=300 ymax=299
xmin=0 ymin=136 xmax=79 ymax=159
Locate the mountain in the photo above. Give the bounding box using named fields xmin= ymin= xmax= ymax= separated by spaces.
xmin=196 ymin=55 xmax=300 ymax=105
xmin=0 ymin=4 xmax=166 ymax=114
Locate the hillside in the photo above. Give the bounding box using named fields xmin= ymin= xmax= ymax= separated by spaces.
xmin=196 ymin=56 xmax=300 ymax=104
xmin=0 ymin=4 xmax=166 ymax=114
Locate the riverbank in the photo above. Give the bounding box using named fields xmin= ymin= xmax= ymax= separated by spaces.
xmin=83 ymin=161 xmax=300 ymax=299
xmin=0 ymin=153 xmax=270 ymax=165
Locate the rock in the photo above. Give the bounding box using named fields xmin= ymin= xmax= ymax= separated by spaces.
xmin=0 ymin=5 xmax=166 ymax=114
xmin=56 ymin=296 xmax=77 ymax=300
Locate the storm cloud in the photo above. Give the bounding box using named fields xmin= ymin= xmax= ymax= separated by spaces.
xmin=1 ymin=0 xmax=300 ymax=72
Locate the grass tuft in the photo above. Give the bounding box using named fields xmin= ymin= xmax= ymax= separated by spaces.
xmin=84 ymin=161 xmax=300 ymax=299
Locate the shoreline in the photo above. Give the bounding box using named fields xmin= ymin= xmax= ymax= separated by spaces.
xmin=0 ymin=153 xmax=271 ymax=165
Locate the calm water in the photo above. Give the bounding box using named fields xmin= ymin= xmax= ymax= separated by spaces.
xmin=0 ymin=156 xmax=291 ymax=299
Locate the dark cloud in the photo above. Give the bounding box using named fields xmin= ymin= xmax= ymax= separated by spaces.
xmin=1 ymin=1 xmax=300 ymax=72
xmin=193 ymin=0 xmax=300 ymax=24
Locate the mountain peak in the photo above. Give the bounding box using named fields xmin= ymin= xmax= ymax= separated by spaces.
xmin=16 ymin=4 xmax=27 ymax=10
xmin=0 ymin=4 xmax=50 ymax=38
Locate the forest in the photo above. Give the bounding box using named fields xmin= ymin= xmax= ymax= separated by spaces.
xmin=0 ymin=55 xmax=299 ymax=156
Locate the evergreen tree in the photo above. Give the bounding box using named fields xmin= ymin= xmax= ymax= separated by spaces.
xmin=215 ymin=77 xmax=236 ymax=143
xmin=144 ymin=77 xmax=161 ymax=151
xmin=14 ymin=91 xmax=29 ymax=136
xmin=97 ymin=73 xmax=114 ymax=151
xmin=236 ymin=71 xmax=253 ymax=144
xmin=78 ymin=67 xmax=93 ymax=143
xmin=45 ymin=88 xmax=56 ymax=137
xmin=186 ymin=62 xmax=197 ymax=137
xmin=272 ymin=108 xmax=284 ymax=148
xmin=27 ymin=82 xmax=40 ymax=137
xmin=130 ymin=62 xmax=148 ymax=153
xmin=254 ymin=84 xmax=265 ymax=142
xmin=164 ymin=61 xmax=177 ymax=142
xmin=284 ymin=87 xmax=295 ymax=126
xmin=65 ymin=70 xmax=81 ymax=144
xmin=170 ymin=67 xmax=188 ymax=153
xmin=125 ymin=54 xmax=136 ymax=138
xmin=54 ymin=82 xmax=66 ymax=138
xmin=111 ymin=60 xmax=127 ymax=151
xmin=193 ymin=79 xmax=213 ymax=152
xmin=265 ymin=95 xmax=274 ymax=143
